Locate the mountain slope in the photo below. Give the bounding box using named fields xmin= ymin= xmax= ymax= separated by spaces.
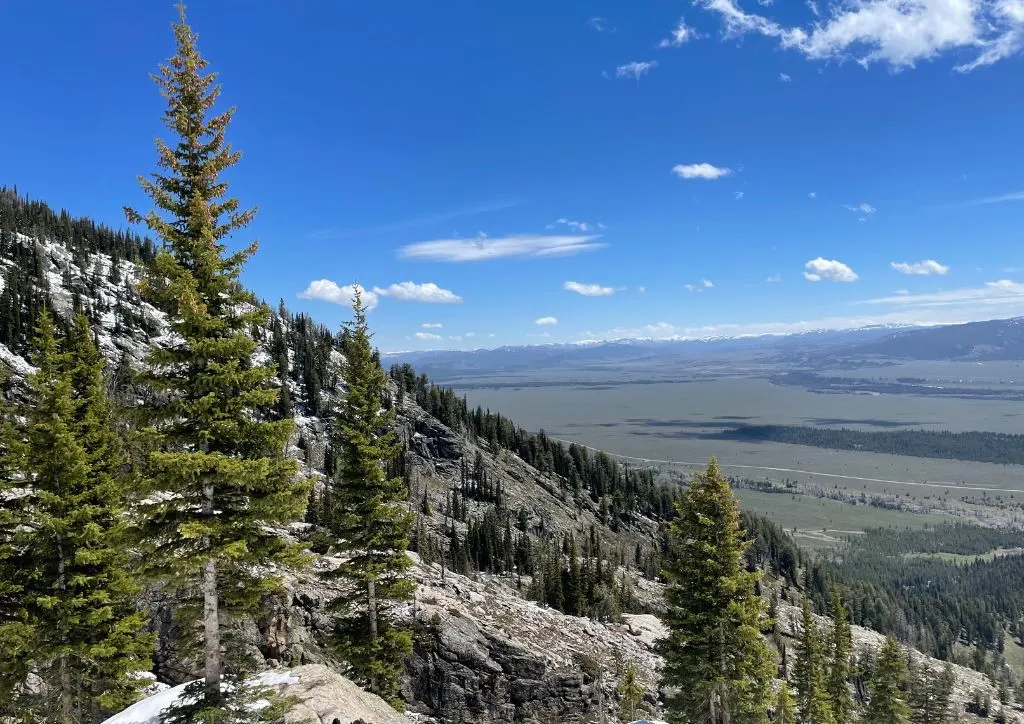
xmin=846 ymin=316 xmax=1024 ymax=360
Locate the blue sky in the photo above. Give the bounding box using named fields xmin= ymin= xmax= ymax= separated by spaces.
xmin=3 ymin=1 xmax=1024 ymax=351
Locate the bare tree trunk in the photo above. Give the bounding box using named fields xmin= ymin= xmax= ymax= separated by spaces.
xmin=203 ymin=480 xmax=220 ymax=705
xmin=367 ymin=577 xmax=379 ymax=694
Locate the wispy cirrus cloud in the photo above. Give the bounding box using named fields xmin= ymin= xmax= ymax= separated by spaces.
xmin=804 ymin=257 xmax=858 ymax=282
xmin=564 ymin=280 xmax=618 ymax=297
xmin=672 ymin=163 xmax=733 ymax=180
xmin=858 ymin=279 xmax=1024 ymax=309
xmin=588 ymin=16 xmax=615 ymax=32
xmin=944 ymin=191 xmax=1024 ymax=208
xmin=844 ymin=202 xmax=876 ymax=216
xmin=615 ymin=60 xmax=658 ymax=79
xmin=890 ymin=259 xmax=950 ymax=276
xmin=398 ymin=234 xmax=605 ymax=262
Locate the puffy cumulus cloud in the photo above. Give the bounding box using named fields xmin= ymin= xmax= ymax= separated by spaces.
xmin=535 ymin=316 xmax=559 ymax=326
xmin=298 ymin=280 xmax=379 ymax=310
xmin=373 ymin=281 xmax=462 ymax=304
xmin=659 ymin=17 xmax=699 ymax=47
xmin=804 ymin=257 xmax=858 ymax=282
xmin=615 ymin=60 xmax=658 ymax=79
xmin=564 ymin=280 xmax=617 ymax=297
xmin=685 ymin=279 xmax=715 ymax=292
xmin=398 ymin=234 xmax=605 ymax=262
xmin=672 ymin=163 xmax=732 ymax=180
xmin=890 ymin=259 xmax=950 ymax=275
xmin=414 ymin=331 xmax=442 ymax=341
xmin=693 ymin=0 xmax=1024 ymax=72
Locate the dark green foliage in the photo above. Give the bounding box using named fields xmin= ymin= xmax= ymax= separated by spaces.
xmin=865 ymin=637 xmax=910 ymax=724
xmin=793 ymin=597 xmax=834 ymax=724
xmin=125 ymin=6 xmax=308 ymax=716
xmin=907 ymin=660 xmax=955 ymax=724
xmin=827 ymin=590 xmax=854 ymax=722
xmin=659 ymin=458 xmax=774 ymax=724
xmin=325 ymin=292 xmax=413 ymax=707
xmin=718 ymin=423 xmax=1024 ymax=466
xmin=0 ymin=313 xmax=153 ymax=722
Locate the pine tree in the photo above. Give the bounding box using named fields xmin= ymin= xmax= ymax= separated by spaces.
xmin=793 ymin=598 xmax=834 ymax=724
xmin=618 ymin=662 xmax=645 ymax=722
xmin=326 ymin=291 xmax=414 ymax=707
xmin=908 ymin=659 xmax=954 ymax=724
xmin=865 ymin=637 xmax=910 ymax=724
xmin=659 ymin=458 xmax=774 ymax=724
xmin=775 ymin=684 xmax=796 ymax=724
xmin=0 ymin=313 xmax=152 ymax=722
xmin=0 ymin=372 xmax=28 ymax=713
xmin=827 ymin=590 xmax=853 ymax=723
xmin=125 ymin=6 xmax=308 ymax=716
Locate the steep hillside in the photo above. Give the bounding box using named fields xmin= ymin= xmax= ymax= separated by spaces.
xmin=847 ymin=316 xmax=1024 ymax=360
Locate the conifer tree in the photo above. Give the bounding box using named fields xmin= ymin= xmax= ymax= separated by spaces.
xmin=0 ymin=373 xmax=27 ymax=713
xmin=827 ymin=590 xmax=854 ymax=723
xmin=908 ymin=659 xmax=954 ymax=724
xmin=618 ymin=662 xmax=645 ymax=722
xmin=125 ymin=6 xmax=308 ymax=716
xmin=326 ymin=291 xmax=414 ymax=707
xmin=659 ymin=458 xmax=774 ymax=724
xmin=775 ymin=684 xmax=796 ymax=724
xmin=793 ymin=598 xmax=834 ymax=724
xmin=865 ymin=637 xmax=910 ymax=724
xmin=0 ymin=312 xmax=152 ymax=723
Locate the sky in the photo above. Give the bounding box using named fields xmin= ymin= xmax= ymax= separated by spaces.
xmin=2 ymin=1 xmax=1024 ymax=352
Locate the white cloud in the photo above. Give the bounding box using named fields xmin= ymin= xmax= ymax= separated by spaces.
xmin=638 ymin=286 xmax=647 ymax=294
xmin=659 ymin=18 xmax=699 ymax=47
xmin=895 ymin=288 xmax=910 ymax=294
xmin=803 ymin=257 xmax=859 ymax=282
xmin=589 ymin=16 xmax=614 ymax=32
xmin=398 ymin=234 xmax=605 ymax=262
xmin=373 ymin=282 xmax=463 ymax=304
xmin=414 ymin=331 xmax=442 ymax=341
xmin=298 ymin=280 xmax=379 ymax=310
xmin=890 ymin=259 xmax=950 ymax=275
xmin=953 ymin=190 xmax=1024 ymax=207
xmin=809 ymin=191 xmax=817 ymax=199
xmin=735 ymin=191 xmax=745 ymax=200
xmin=564 ymin=280 xmax=617 ymax=297
xmin=421 ymin=322 xmax=443 ymax=329
xmin=615 ymin=61 xmax=658 ymax=79
xmin=685 ymin=279 xmax=715 ymax=292
xmin=553 ymin=218 xmax=598 ymax=232
xmin=535 ymin=316 xmax=559 ymax=326
xmin=672 ymin=163 xmax=733 ymax=180
xmin=858 ymin=280 xmax=1024 ymax=312
xmin=766 ymin=273 xmax=782 ymax=282
xmin=779 ymin=72 xmax=792 ymax=81
xmin=702 ymin=278 xmax=714 ymax=288
xmin=844 ymin=202 xmax=876 ymax=215
xmin=807 ymin=0 xmax=821 ymax=16
xmin=694 ymin=0 xmax=1020 ymax=72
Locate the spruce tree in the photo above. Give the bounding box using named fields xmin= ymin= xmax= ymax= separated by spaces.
xmin=908 ymin=659 xmax=954 ymax=724
xmin=775 ymin=684 xmax=796 ymax=724
xmin=326 ymin=291 xmax=414 ymax=707
xmin=827 ymin=590 xmax=853 ymax=723
xmin=125 ymin=6 xmax=308 ymax=715
xmin=0 ymin=372 xmax=27 ymax=713
xmin=0 ymin=312 xmax=152 ymax=722
xmin=866 ymin=637 xmax=910 ymax=724
xmin=793 ymin=598 xmax=834 ymax=724
xmin=618 ymin=662 xmax=645 ymax=722
xmin=659 ymin=458 xmax=774 ymax=724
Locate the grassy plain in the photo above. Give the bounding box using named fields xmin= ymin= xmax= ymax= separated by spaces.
xmin=457 ymin=377 xmax=1024 ymax=535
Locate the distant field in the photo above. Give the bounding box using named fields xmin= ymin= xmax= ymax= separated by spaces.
xmin=457 ymin=377 xmax=1024 ymax=533
xmin=903 ymin=547 xmax=1024 ymax=564
xmin=733 ymin=489 xmax=952 ymax=549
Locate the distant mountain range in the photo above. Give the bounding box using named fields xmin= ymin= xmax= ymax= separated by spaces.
xmin=385 ymin=318 xmax=1024 ymax=379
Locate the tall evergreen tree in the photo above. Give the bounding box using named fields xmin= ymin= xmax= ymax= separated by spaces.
xmin=659 ymin=458 xmax=774 ymax=724
xmin=0 ymin=313 xmax=152 ymax=722
xmin=907 ymin=659 xmax=955 ymax=724
xmin=775 ymin=684 xmax=796 ymax=724
xmin=865 ymin=638 xmax=910 ymax=724
xmin=125 ymin=6 xmax=308 ymax=716
xmin=326 ymin=291 xmax=414 ymax=707
xmin=827 ymin=590 xmax=853 ymax=723
xmin=793 ymin=598 xmax=834 ymax=724
xmin=0 ymin=374 xmax=27 ymax=714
